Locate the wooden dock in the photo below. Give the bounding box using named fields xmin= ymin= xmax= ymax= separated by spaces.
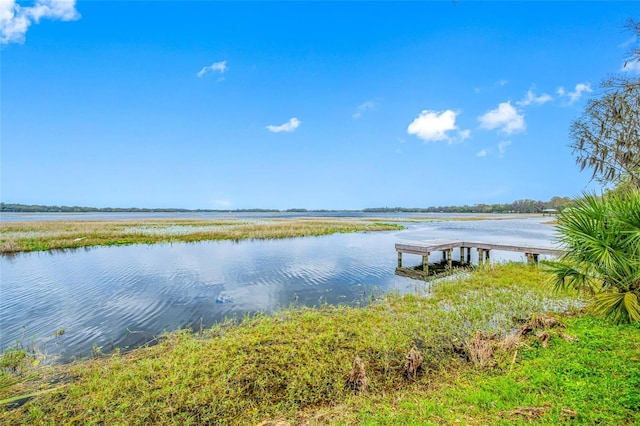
xmin=395 ymin=240 xmax=564 ymax=280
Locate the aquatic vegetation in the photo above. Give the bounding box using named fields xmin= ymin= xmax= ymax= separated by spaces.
xmin=0 ymin=218 xmax=403 ymax=254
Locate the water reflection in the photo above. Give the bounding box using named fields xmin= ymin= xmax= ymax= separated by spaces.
xmin=0 ymin=217 xmax=558 ymax=361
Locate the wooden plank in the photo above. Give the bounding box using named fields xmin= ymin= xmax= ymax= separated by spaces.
xmin=395 ymin=241 xmax=462 ymax=255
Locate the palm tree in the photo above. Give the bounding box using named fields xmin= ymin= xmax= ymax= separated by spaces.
xmin=544 ymin=189 xmax=640 ymax=323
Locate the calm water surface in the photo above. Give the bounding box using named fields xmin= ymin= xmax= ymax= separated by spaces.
xmin=0 ymin=215 xmax=558 ymax=361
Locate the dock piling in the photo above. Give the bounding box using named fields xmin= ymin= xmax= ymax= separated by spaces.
xmin=422 ymin=254 xmax=429 ymax=276
xmin=395 ymin=240 xmax=563 ymax=281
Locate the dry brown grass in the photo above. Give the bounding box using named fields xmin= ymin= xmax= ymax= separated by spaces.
xmin=345 ymin=355 xmax=368 ymax=394
xmin=465 ymin=313 xmax=569 ymax=367
xmin=465 ymin=332 xmax=501 ymax=367
xmin=402 ymin=345 xmax=423 ymax=379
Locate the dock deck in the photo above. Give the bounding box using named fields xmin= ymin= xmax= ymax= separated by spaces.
xmin=395 ymin=240 xmax=564 ymax=280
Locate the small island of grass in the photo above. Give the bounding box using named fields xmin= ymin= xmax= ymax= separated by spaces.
xmin=0 ymin=218 xmax=404 ymax=254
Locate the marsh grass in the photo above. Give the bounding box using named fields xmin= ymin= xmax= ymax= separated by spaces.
xmin=0 ymin=218 xmax=403 ymax=254
xmin=3 ymin=264 xmax=636 ymax=425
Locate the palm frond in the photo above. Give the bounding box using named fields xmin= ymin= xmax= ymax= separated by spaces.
xmin=591 ymin=291 xmax=640 ymax=323
xmin=553 ymin=190 xmax=640 ymax=323
xmin=614 ymin=189 xmax=640 ymax=254
xmin=541 ymin=260 xmax=596 ymax=295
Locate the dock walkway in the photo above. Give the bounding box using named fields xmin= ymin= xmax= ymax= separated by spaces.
xmin=395 ymin=240 xmax=564 ymax=280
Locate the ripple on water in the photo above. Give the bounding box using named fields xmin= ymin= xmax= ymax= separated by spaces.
xmin=0 ymin=218 xmax=559 ymax=361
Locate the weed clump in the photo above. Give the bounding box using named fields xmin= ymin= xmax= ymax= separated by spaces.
xmin=517 ymin=313 xmax=565 ymax=334
xmin=465 ymin=332 xmax=501 ymax=367
xmin=0 ymin=349 xmax=29 ymax=376
xmin=499 ymin=404 xmax=551 ymax=421
xmin=345 ymin=356 xmax=368 ymax=394
xmin=402 ymin=345 xmax=423 ymax=379
xmin=464 ymin=313 xmax=574 ymax=367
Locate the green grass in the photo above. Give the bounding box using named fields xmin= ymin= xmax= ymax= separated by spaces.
xmin=1 ymin=263 xmax=638 ymax=425
xmin=353 ymin=315 xmax=639 ymax=425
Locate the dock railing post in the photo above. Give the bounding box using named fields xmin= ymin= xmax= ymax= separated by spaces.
xmin=422 ymin=254 xmax=429 ymax=277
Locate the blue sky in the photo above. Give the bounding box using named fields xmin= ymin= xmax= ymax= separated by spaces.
xmin=2 ymin=1 xmax=639 ymax=210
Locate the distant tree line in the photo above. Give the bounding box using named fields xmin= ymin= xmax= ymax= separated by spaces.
xmin=364 ymin=196 xmax=572 ymax=214
xmin=0 ymin=203 xmax=279 ymax=213
xmin=1 ymin=197 xmax=572 ymax=214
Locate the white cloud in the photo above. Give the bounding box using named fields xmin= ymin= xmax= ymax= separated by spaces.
xmin=622 ymin=60 xmax=640 ymax=73
xmin=197 ymin=60 xmax=228 ymax=78
xmin=478 ymin=102 xmax=525 ymax=134
xmin=476 ymin=149 xmax=488 ymax=157
xmin=214 ymin=199 xmax=232 ymax=207
xmin=498 ymin=140 xmax=512 ymax=157
xmin=557 ymin=83 xmax=592 ymax=104
xmin=352 ymin=100 xmax=379 ymax=119
xmin=517 ymin=88 xmax=553 ymax=106
xmin=407 ymin=109 xmax=469 ymax=143
xmin=1 ymin=0 xmax=80 ymax=44
xmin=29 ymin=0 xmax=79 ymax=21
xmin=266 ymin=117 xmax=301 ymax=133
xmin=567 ymin=83 xmax=592 ymax=104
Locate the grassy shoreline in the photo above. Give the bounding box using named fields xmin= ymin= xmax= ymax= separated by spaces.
xmin=0 ymin=218 xmax=403 ymax=254
xmin=2 ymin=263 xmax=637 ymax=425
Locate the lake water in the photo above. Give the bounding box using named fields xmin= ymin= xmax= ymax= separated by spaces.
xmin=0 ymin=214 xmax=559 ymax=362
